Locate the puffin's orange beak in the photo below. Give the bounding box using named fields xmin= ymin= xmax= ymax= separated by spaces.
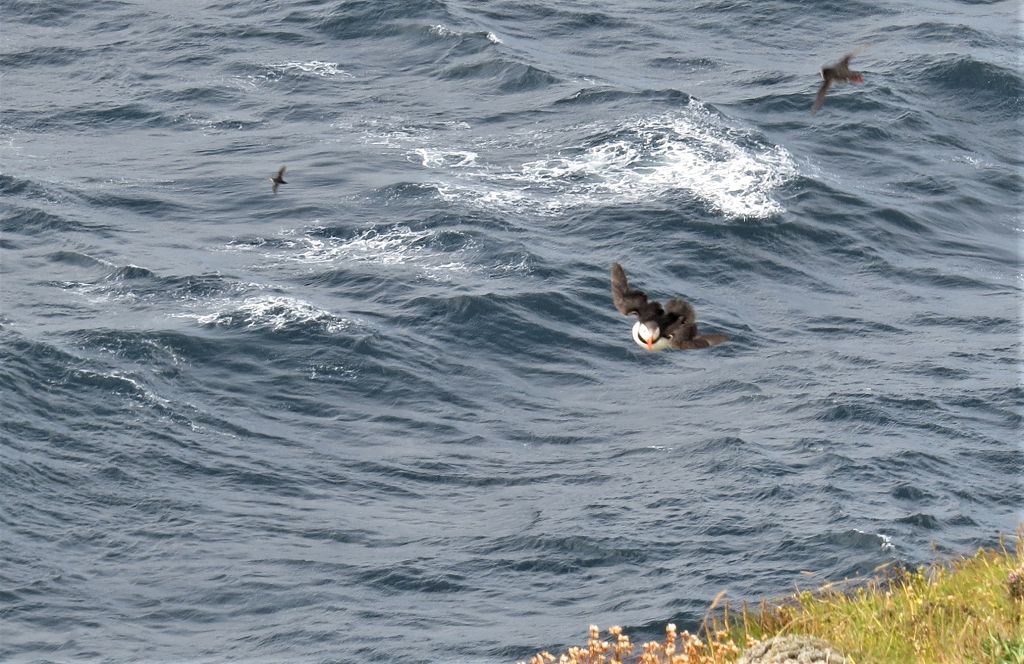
xmin=646 ymin=338 xmax=654 ymax=351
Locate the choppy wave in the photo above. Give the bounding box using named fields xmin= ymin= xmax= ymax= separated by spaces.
xmin=269 ymin=60 xmax=353 ymax=79
xmin=1 ymin=0 xmax=1021 ymax=662
xmin=915 ymin=55 xmax=1023 ymax=111
xmin=419 ymin=104 xmax=797 ymax=218
xmin=413 ymin=148 xmax=479 ymax=168
xmin=57 ymin=262 xmax=259 ymax=306
xmin=174 ymin=295 xmax=359 ymax=335
xmin=429 ymin=23 xmax=502 ymax=45
xmin=226 ymin=224 xmax=473 ymax=276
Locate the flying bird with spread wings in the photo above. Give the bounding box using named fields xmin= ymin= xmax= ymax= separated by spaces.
xmin=812 ymin=52 xmax=864 ymax=114
xmin=610 ymin=262 xmax=729 ymax=351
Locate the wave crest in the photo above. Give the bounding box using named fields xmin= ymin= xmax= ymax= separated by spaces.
xmin=420 ymin=103 xmax=798 ymax=219
xmin=183 ymin=295 xmax=356 ymax=335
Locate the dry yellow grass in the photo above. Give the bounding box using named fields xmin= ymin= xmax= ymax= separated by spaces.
xmin=519 ymin=528 xmax=1024 ymax=664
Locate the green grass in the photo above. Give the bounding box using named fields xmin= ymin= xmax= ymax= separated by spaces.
xmin=520 ymin=529 xmax=1024 ymax=664
xmin=717 ymin=530 xmax=1024 ymax=663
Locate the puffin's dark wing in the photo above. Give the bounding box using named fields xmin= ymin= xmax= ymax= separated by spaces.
xmin=838 ymin=53 xmax=855 ymax=70
xmin=811 ymin=77 xmax=832 ymax=114
xmin=276 ymin=166 xmax=287 ymax=179
xmin=663 ymin=298 xmax=695 ymax=322
xmin=662 ymin=298 xmax=698 ymax=341
xmin=611 ymin=263 xmax=660 ymax=319
xmin=663 ymin=298 xmax=728 ymax=349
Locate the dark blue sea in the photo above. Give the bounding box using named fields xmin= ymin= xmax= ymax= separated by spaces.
xmin=1 ymin=0 xmax=1021 ymax=661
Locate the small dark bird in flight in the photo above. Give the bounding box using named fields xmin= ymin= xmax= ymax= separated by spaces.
xmin=812 ymin=53 xmax=864 ymax=114
xmin=270 ymin=166 xmax=287 ymax=194
xmin=610 ymin=262 xmax=729 ymax=351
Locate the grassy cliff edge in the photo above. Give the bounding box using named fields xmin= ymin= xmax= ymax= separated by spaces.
xmin=520 ymin=529 xmax=1024 ymax=664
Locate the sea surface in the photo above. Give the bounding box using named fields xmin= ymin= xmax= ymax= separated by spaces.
xmin=1 ymin=0 xmax=1022 ymax=662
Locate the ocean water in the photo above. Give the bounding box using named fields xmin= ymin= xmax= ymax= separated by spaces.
xmin=0 ymin=0 xmax=1021 ymax=661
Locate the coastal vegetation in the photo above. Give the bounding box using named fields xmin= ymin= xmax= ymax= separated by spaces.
xmin=520 ymin=530 xmax=1024 ymax=664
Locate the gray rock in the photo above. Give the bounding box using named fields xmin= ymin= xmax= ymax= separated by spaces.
xmin=738 ymin=635 xmax=850 ymax=664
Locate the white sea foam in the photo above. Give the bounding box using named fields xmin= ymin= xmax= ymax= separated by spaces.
xmin=429 ymin=24 xmax=502 ymax=44
xmin=272 ymin=60 xmax=352 ymax=78
xmin=413 ymin=103 xmax=798 ymax=219
xmin=229 ymin=225 xmax=471 ymax=277
xmin=335 ymin=118 xmax=473 ymax=150
xmin=181 ymin=295 xmax=355 ymax=334
xmin=344 ymin=105 xmax=795 ymax=218
xmin=66 ymin=368 xmax=170 ymax=407
xmin=413 ymin=148 xmax=478 ymax=168
xmin=304 ymin=226 xmax=436 ymax=266
xmin=63 ymin=279 xmax=141 ymax=305
xmin=949 ymin=153 xmax=995 ymax=170
xmin=65 ymin=268 xmax=263 ymax=309
xmin=228 ymin=61 xmax=352 ymax=92
xmin=308 ymin=362 xmax=359 ymax=382
xmin=179 ymin=113 xmax=244 ymax=135
xmin=853 ymin=528 xmax=897 ymax=553
xmin=429 ymin=24 xmax=458 ymax=38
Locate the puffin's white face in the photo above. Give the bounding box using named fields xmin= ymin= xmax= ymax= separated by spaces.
xmin=639 ymin=322 xmax=659 ymax=342
xmin=632 ymin=321 xmax=661 ymax=351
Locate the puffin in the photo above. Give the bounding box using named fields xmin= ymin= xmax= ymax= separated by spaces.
xmin=270 ymin=165 xmax=287 ymax=194
xmin=812 ymin=52 xmax=864 ymax=114
xmin=610 ymin=262 xmax=729 ymax=351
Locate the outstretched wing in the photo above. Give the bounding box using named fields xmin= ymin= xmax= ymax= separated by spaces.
xmin=811 ymin=77 xmax=832 ymax=114
xmin=271 ymin=166 xmax=286 ymax=194
xmin=838 ymin=53 xmax=855 ymax=70
xmin=611 ymin=263 xmax=661 ymax=319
